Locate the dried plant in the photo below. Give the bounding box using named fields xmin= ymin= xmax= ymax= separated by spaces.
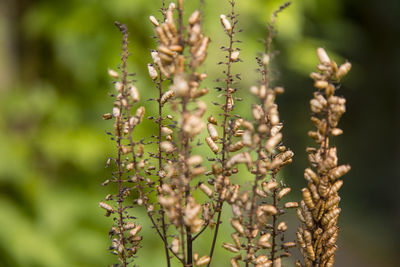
xmin=100 ymin=22 xmax=146 ymax=266
xmin=217 ymin=3 xmax=297 ymax=267
xmin=295 ymin=48 xmax=351 ymax=267
xmin=99 ymin=1 xmax=351 ymax=267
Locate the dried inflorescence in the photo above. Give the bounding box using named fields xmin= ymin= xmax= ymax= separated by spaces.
xmin=296 ymin=48 xmax=351 ymax=267
xmin=100 ymin=22 xmax=146 ymax=267
xmin=219 ymin=3 xmax=296 ymax=267
xmin=146 ymin=1 xmax=212 ymax=266
xmin=100 ymin=1 xmax=352 ymax=266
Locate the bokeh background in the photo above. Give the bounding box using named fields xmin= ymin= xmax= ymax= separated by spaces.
xmin=0 ymin=0 xmax=399 ymax=266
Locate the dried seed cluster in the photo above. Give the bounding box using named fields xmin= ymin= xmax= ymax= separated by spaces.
xmin=217 ymin=3 xmax=296 ymax=267
xmin=101 ymin=1 xmax=351 ymax=267
xmin=100 ymin=22 xmax=146 ymax=266
xmin=296 ymin=48 xmax=351 ymax=267
xmin=145 ymin=2 xmax=213 ymax=266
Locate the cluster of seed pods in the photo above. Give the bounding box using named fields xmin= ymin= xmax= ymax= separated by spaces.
xmin=146 ymin=2 xmax=213 ymax=266
xmin=221 ymin=80 xmax=297 ymax=267
xmin=100 ymin=22 xmax=147 ymax=266
xmin=296 ymin=48 xmax=351 ymax=267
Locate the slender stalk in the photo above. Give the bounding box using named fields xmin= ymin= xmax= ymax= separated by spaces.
xmin=156 ymin=72 xmax=171 ymax=267
xmin=270 ymin=180 xmax=278 ymax=261
xmin=207 ymin=2 xmax=237 ymax=266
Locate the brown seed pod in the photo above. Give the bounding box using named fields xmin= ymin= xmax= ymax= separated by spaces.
xmin=278 ymin=187 xmax=291 ymax=200
xmin=208 ymin=116 xmax=217 ymax=125
xmin=229 ymin=140 xmax=244 ymax=152
xmin=284 ymin=202 xmax=299 ymax=209
xmin=206 ymin=136 xmax=219 ymax=154
xmin=223 ymin=242 xmax=240 ymax=253
xmin=321 ymin=207 xmax=341 ymax=226
xmin=302 ymin=188 xmax=315 ymax=210
xmin=208 ymin=123 xmax=219 ymax=141
xmin=231 ymin=219 xmax=245 ymax=235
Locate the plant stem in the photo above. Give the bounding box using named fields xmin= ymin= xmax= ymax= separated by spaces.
xmin=207 ymin=2 xmax=236 ymax=265
xmin=157 ymin=72 xmax=171 ymax=267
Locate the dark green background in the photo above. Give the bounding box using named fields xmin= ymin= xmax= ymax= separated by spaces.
xmin=0 ymin=0 xmax=398 ymax=266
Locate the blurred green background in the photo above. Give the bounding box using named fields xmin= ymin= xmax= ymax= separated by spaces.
xmin=0 ymin=0 xmax=398 ymax=266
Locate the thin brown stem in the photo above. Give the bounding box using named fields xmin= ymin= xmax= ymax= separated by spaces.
xmin=207 ymin=2 xmax=237 ymax=266
xmin=177 ymin=0 xmax=184 ymax=48
xmin=157 ymin=72 xmax=171 ymax=267
xmin=270 ymin=183 xmax=278 ymax=262
xmin=115 ymin=21 xmax=129 ymax=267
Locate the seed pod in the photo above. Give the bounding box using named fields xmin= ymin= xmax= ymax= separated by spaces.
xmin=112 ymin=107 xmax=120 ymax=118
xmin=265 ymin=133 xmax=282 ymax=153
xmin=129 ymin=225 xmax=142 ymax=237
xmin=189 ymin=10 xmax=200 ymax=25
xmin=231 ymin=219 xmax=244 ymax=235
xmin=231 ymin=258 xmax=240 ymax=267
xmin=258 ymin=233 xmax=271 ymax=248
xmin=199 ymin=183 xmax=213 ymax=197
xmin=160 ymin=141 xmax=174 ymax=153
xmin=171 ymin=237 xmax=180 ymax=254
xmin=99 ymin=202 xmax=114 ymax=212
xmin=331 ymin=128 xmax=343 ymax=136
xmin=231 ymin=233 xmax=241 ymax=248
xmin=208 ymin=116 xmax=217 ymax=125
xmin=147 ymin=64 xmax=158 ymax=80
xmin=223 ymin=242 xmax=240 ymax=253
xmin=330 ymin=180 xmax=343 ymax=194
xmin=262 ymin=181 xmax=278 ymax=194
xmin=161 ymin=89 xmax=175 ymax=106
xmin=296 ymin=229 xmax=305 ymax=248
xmin=304 ymin=168 xmax=319 ymax=184
xmin=329 ymin=165 xmax=351 ymax=180
xmin=103 ymin=113 xmax=112 ymax=120
xmin=284 ymin=202 xmax=299 ymax=209
xmin=188 ymin=155 xmax=203 ymax=166
xmin=220 ymin=14 xmax=232 ymax=31
xmin=260 ymin=204 xmax=277 ymax=215
xmin=242 ymin=131 xmax=252 ymax=147
xmin=207 ymin=123 xmax=219 ymax=141
xmin=336 ymin=62 xmax=352 ymax=79
xmin=231 ymin=51 xmax=240 ymax=61
xmin=306 ymin=243 xmax=316 ymax=261
xmin=252 ymin=104 xmax=264 ymax=121
xmin=229 ymin=140 xmax=244 ymax=152
xmin=149 ymin=15 xmax=159 ymax=26
xmin=271 ymin=124 xmax=283 ymax=136
xmin=206 ymin=136 xmax=219 ymax=154
xmin=126 ymin=163 xmax=134 ymax=171
xmin=129 ymin=85 xmax=140 ymax=102
xmin=321 ymin=207 xmax=341 ymax=226
xmin=301 ymin=201 xmax=314 ymax=229
xmin=302 ymin=188 xmax=315 ymax=210
xmin=318 ymin=178 xmax=329 ymax=198
xmin=317 ymin=47 xmax=331 ymax=65
xmin=278 ymin=187 xmax=291 ymax=200
xmin=273 ymin=257 xmax=281 ymax=267
xmin=108 ymin=69 xmax=119 ymax=79
xmin=250 ymin=85 xmax=259 ymax=96
xmin=195 ymin=255 xmax=211 ymax=266
xmin=172 ymin=75 xmax=189 ymax=96
xmin=161 ymin=126 xmax=173 ymax=135
xmin=325 ymin=195 xmax=341 ymax=211
xmin=313 ymin=200 xmax=325 ymax=221
xmin=274 ymin=86 xmax=285 ymax=95
xmin=227 ymin=95 xmax=234 ymax=111
xmin=278 ymin=222 xmax=288 ymax=232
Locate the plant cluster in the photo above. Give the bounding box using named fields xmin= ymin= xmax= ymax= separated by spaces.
xmin=99 ymin=1 xmax=351 ymax=266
